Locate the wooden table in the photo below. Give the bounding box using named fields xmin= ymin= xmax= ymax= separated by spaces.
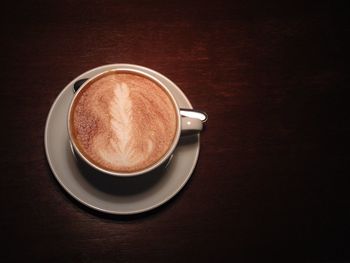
xmin=1 ymin=1 xmax=349 ymax=261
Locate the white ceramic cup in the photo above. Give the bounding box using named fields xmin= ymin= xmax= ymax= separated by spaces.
xmin=67 ymin=67 xmax=204 ymax=177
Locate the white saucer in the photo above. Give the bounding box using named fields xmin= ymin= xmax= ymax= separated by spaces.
xmin=44 ymin=64 xmax=200 ymax=215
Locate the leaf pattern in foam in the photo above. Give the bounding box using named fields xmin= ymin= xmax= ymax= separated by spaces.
xmin=99 ymin=83 xmax=154 ymax=167
xmin=108 ymin=82 xmax=140 ymax=165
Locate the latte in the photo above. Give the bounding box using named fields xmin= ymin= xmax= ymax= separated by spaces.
xmin=69 ymin=71 xmax=178 ymax=173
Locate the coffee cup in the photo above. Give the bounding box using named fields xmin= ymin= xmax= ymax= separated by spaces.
xmin=67 ymin=67 xmax=205 ymax=177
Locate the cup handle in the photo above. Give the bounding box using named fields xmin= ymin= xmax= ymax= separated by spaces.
xmin=181 ymin=117 xmax=203 ymax=135
xmin=180 ymin=108 xmax=208 ymax=123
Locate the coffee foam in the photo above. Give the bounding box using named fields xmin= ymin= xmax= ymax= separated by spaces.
xmin=70 ymin=72 xmax=178 ymax=173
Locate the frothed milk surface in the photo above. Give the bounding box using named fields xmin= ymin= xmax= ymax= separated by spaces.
xmin=70 ymin=72 xmax=178 ymax=173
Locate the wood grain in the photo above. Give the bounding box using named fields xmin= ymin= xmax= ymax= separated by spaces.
xmin=1 ymin=0 xmax=349 ymax=262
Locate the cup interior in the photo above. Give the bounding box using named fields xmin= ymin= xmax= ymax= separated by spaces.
xmin=67 ymin=68 xmax=181 ymax=177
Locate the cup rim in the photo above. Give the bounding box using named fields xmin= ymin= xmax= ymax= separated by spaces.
xmin=67 ymin=68 xmax=181 ymax=177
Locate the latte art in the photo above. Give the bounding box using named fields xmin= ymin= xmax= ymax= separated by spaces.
xmin=100 ymin=82 xmax=150 ymax=167
xmin=70 ymin=72 xmax=178 ymax=173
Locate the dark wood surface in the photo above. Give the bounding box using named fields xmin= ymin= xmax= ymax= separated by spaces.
xmin=1 ymin=1 xmax=349 ymax=262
